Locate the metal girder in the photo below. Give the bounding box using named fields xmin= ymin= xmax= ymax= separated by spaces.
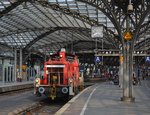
xmin=31 ymin=0 xmax=118 ymax=43
xmin=23 ymin=27 xmax=90 ymax=50
xmin=0 ymin=43 xmax=12 ymax=50
xmin=139 ymin=20 xmax=150 ymax=37
xmin=77 ymin=0 xmax=150 ymax=45
xmin=25 ymin=29 xmax=90 ymax=51
xmin=1 ymin=0 xmax=119 ymax=51
xmin=0 ymin=27 xmax=54 ymax=37
xmin=77 ymin=0 xmax=124 ymax=43
xmin=33 ymin=41 xmax=70 ymax=50
xmin=23 ymin=28 xmax=59 ymax=50
xmin=30 ymin=39 xmax=113 ymax=54
xmin=67 ymin=40 xmax=113 ymax=51
xmin=135 ymin=38 xmax=150 ymax=49
xmin=1 ymin=0 xmax=149 ymax=53
xmin=112 ymin=0 xmax=142 ymax=14
xmin=31 ymin=37 xmax=116 ymax=55
xmin=103 ymin=30 xmax=119 ymax=49
xmin=0 ymin=0 xmax=28 ymax=18
xmin=133 ymin=5 xmax=150 ymax=42
xmin=33 ymin=0 xmax=98 ymax=26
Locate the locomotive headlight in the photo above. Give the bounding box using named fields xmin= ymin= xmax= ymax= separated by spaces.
xmin=35 ymin=79 xmax=39 ymax=83
xmin=60 ymin=54 xmax=63 ymax=57
xmin=35 ymin=78 xmax=40 ymax=87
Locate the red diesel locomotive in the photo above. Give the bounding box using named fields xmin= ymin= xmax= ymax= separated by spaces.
xmin=34 ymin=48 xmax=83 ymax=100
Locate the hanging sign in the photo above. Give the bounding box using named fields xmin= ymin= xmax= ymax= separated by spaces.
xmin=123 ymin=31 xmax=133 ymax=41
xmin=91 ymin=26 xmax=103 ymax=38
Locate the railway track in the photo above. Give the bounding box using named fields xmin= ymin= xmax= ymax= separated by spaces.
xmin=18 ymin=98 xmax=68 ymax=115
xmin=26 ymin=83 xmax=93 ymax=115
xmin=20 ymin=85 xmax=92 ymax=115
xmin=5 ymin=82 xmax=93 ymax=115
xmin=0 ymin=87 xmax=33 ymax=97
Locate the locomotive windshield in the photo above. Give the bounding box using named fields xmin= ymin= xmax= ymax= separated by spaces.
xmin=47 ymin=66 xmax=64 ymax=85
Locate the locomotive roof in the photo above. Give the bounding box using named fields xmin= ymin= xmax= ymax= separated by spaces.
xmin=50 ymin=52 xmax=77 ymax=61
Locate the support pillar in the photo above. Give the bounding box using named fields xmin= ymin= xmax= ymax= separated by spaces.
xmin=19 ymin=48 xmax=22 ymax=81
xmin=14 ymin=48 xmax=17 ymax=82
xmin=129 ymin=42 xmax=134 ymax=99
xmin=2 ymin=59 xmax=4 ymax=83
xmin=8 ymin=66 xmax=11 ymax=82
xmin=121 ymin=42 xmax=135 ymax=102
xmin=6 ymin=66 xmax=8 ymax=82
xmin=119 ymin=55 xmax=123 ymax=88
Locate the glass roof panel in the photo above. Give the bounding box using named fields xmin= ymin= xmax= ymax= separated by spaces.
xmin=0 ymin=0 xmax=148 ymax=54
xmin=47 ymin=0 xmax=115 ymax=30
xmin=48 ymin=0 xmax=74 ymax=3
xmin=0 ymin=30 xmax=47 ymax=48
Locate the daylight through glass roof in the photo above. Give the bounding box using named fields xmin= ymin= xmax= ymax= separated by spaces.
xmin=0 ymin=0 xmax=149 ymax=56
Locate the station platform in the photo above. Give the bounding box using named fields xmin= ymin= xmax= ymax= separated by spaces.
xmin=55 ymin=79 xmax=150 ymax=115
xmin=0 ymin=81 xmax=34 ymax=93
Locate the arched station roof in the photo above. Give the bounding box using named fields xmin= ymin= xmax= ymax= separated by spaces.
xmin=0 ymin=0 xmax=149 ymax=56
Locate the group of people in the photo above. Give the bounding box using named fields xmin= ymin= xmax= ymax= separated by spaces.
xmin=104 ymin=70 xmax=149 ymax=86
xmin=133 ymin=70 xmax=150 ymax=85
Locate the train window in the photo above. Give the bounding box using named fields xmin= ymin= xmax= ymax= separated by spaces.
xmin=40 ymin=70 xmax=44 ymax=79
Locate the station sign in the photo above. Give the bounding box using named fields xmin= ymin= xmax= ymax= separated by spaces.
xmin=123 ymin=31 xmax=133 ymax=41
xmin=145 ymin=56 xmax=150 ymax=62
xmin=95 ymin=56 xmax=102 ymax=63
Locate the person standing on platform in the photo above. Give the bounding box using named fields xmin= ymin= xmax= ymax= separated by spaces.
xmin=105 ymin=72 xmax=109 ymax=81
xmin=142 ymin=71 xmax=145 ymax=80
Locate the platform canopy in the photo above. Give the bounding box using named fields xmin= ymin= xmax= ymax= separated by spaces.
xmin=0 ymin=0 xmax=149 ymax=56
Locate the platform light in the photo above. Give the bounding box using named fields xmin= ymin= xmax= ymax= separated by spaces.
xmin=140 ymin=51 xmax=143 ymax=54
xmin=128 ymin=4 xmax=133 ymax=13
xmin=128 ymin=0 xmax=133 ymax=13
